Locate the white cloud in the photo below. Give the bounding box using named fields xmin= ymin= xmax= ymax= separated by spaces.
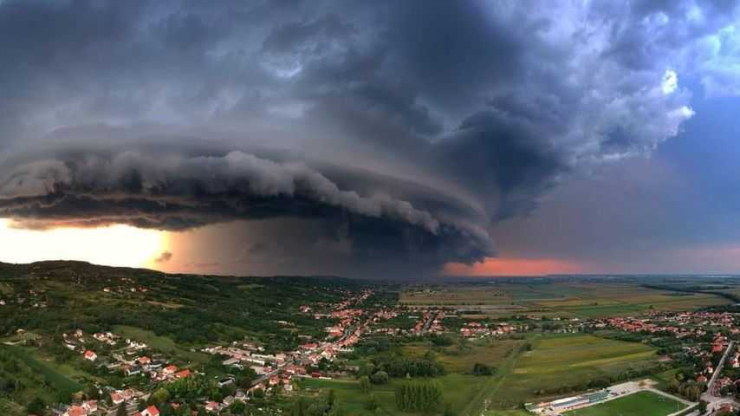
xmin=662 ymin=69 xmax=679 ymax=95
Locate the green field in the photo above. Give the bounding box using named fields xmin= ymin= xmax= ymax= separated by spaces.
xmin=299 ymin=374 xmax=489 ymax=415
xmin=403 ymin=339 xmax=522 ymax=373
xmin=563 ymin=391 xmax=687 ymax=416
xmin=401 ymin=282 xmax=731 ymax=318
xmin=0 ymin=345 xmax=83 ymax=402
xmin=0 ymin=398 xmax=24 ymax=416
xmin=489 ymin=334 xmax=658 ymax=408
xmin=113 ymin=325 xmax=209 ymax=364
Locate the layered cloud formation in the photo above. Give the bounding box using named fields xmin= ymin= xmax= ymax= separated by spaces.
xmin=0 ymin=0 xmax=738 ymax=277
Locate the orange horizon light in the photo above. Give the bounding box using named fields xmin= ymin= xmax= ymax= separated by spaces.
xmin=443 ymin=256 xmax=585 ymax=276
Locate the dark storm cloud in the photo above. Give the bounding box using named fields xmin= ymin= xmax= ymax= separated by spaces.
xmin=0 ymin=0 xmax=737 ymax=276
xmin=155 ymin=251 xmax=173 ymax=263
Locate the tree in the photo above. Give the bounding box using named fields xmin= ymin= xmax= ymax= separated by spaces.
xmin=26 ymin=397 xmax=46 ymax=416
xmin=230 ymin=400 xmax=247 ymax=415
xmin=149 ymin=387 xmax=171 ymax=405
xmin=84 ymin=384 xmax=101 ymax=400
xmin=698 ymin=400 xmax=707 ymax=414
xmin=365 ymin=394 xmax=379 ymax=411
xmin=471 ymin=363 xmax=493 ymax=376
xmin=395 ymin=382 xmax=443 ymax=413
xmin=116 ymin=402 xmax=128 ymax=416
xmin=360 ymin=376 xmax=371 ymax=394
xmin=370 ymin=370 xmax=389 ymax=385
xmin=328 ymin=389 xmax=336 ymax=407
xmin=252 ymin=387 xmax=265 ymax=399
xmin=327 ymin=403 xmax=346 ymax=416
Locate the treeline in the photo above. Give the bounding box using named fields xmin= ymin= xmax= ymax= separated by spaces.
xmin=395 ymin=382 xmax=443 ymax=413
xmin=666 ymin=379 xmax=706 ymax=401
xmin=371 ymin=356 xmax=445 ymax=378
xmin=290 ymin=390 xmax=345 ymax=416
xmin=642 ymin=284 xmax=740 ymax=303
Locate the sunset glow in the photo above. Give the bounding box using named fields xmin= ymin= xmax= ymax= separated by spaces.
xmin=443 ymin=257 xmax=585 ymax=276
xmin=0 ymin=219 xmax=169 ymax=268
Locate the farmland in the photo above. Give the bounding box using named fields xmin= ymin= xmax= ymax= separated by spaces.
xmin=3 ymin=262 xmax=739 ymax=416
xmin=563 ymin=391 xmax=687 ymax=416
xmin=402 ymin=338 xmax=522 ymax=373
xmin=0 ymin=345 xmax=84 ymax=404
xmin=298 ymin=375 xmax=490 ymax=416
xmin=401 ymin=281 xmax=732 ymax=318
xmin=487 ymin=334 xmax=659 ymax=408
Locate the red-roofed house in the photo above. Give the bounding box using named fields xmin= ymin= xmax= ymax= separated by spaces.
xmin=141 ymin=405 xmax=160 ymax=416
xmin=175 ymin=369 xmax=191 ymax=379
xmin=110 ymin=392 xmax=124 ymax=405
xmin=83 ymin=350 xmax=97 ymax=361
xmin=63 ymin=405 xmax=87 ymax=416
xmin=82 ymin=400 xmax=98 ymax=412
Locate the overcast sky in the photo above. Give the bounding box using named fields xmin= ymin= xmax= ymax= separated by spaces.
xmin=0 ymin=0 xmax=739 ymax=278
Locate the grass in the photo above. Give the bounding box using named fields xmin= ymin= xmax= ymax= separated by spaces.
xmin=1 ymin=345 xmax=83 ymax=397
xmin=113 ymin=325 xmax=208 ymax=364
xmin=298 ymin=374 xmax=490 ymax=415
xmin=650 ymin=368 xmax=682 ymax=390
xmin=563 ymin=391 xmax=687 ymax=416
xmin=0 ymin=398 xmax=24 ymax=416
xmin=402 ymin=339 xmax=521 ymax=373
xmin=489 ymin=334 xmax=658 ymax=409
xmin=400 ymin=282 xmax=731 ymax=318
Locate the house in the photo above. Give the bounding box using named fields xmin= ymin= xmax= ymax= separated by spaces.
xmin=83 ymin=350 xmax=97 ymax=361
xmin=82 ymin=400 xmax=98 ymax=412
xmin=138 ymin=356 xmax=152 ymax=366
xmin=217 ymin=378 xmax=234 ymax=388
xmin=163 ymin=365 xmax=178 ymax=375
xmin=222 ymin=357 xmax=241 ymax=367
xmin=110 ymin=392 xmax=124 ymax=405
xmin=137 ymin=405 xmax=160 ymax=416
xmin=205 ymin=401 xmax=220 ymax=413
xmin=143 ymin=405 xmax=160 ymax=416
xmin=175 ymin=369 xmax=191 ymax=379
xmin=63 ymin=405 xmax=87 ymax=416
xmin=698 ymin=375 xmax=709 ymax=383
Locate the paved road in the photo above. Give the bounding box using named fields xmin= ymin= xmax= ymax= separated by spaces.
xmin=705 ymin=341 xmax=734 ymax=398
xmin=700 ymin=341 xmax=739 ymax=415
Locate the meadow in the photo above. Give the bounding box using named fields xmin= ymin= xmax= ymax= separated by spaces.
xmin=0 ymin=345 xmax=84 ymax=404
xmin=401 ymin=281 xmax=732 ymax=318
xmin=298 ymin=375 xmax=489 ymax=416
xmin=113 ymin=325 xmax=209 ymax=364
xmin=563 ymin=391 xmax=687 ymax=416
xmin=490 ymin=334 xmax=659 ymax=408
xmin=402 ymin=338 xmax=522 ymax=373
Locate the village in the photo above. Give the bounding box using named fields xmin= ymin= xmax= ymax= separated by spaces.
xmin=9 ymin=275 xmax=740 ymax=416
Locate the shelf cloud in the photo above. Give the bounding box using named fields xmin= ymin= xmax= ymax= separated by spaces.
xmin=0 ymin=0 xmax=737 ymax=277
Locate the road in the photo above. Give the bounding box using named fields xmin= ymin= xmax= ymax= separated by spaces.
xmin=421 ymin=311 xmax=440 ymax=333
xmin=701 ymin=341 xmax=738 ymax=415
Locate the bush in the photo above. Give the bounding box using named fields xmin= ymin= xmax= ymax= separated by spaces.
xmin=370 ymin=371 xmax=389 ymax=385
xmin=471 ymin=363 xmax=494 ymax=376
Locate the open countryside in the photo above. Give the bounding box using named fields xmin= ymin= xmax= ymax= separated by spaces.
xmin=4 ymin=263 xmax=740 ymax=415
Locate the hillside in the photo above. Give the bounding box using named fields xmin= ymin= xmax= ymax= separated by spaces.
xmin=0 ymin=261 xmax=383 ymax=414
